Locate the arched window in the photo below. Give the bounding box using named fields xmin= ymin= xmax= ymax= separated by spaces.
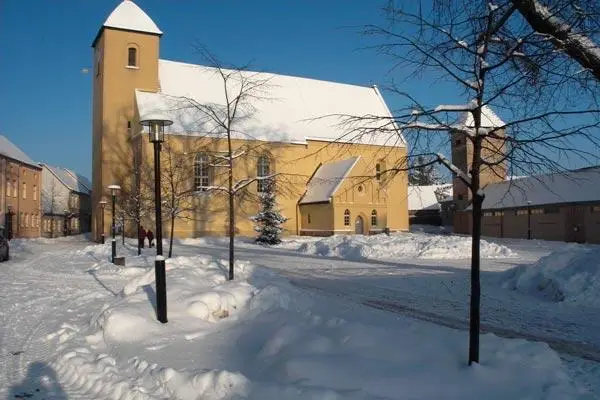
xmin=127 ymin=47 xmax=138 ymax=67
xmin=194 ymin=153 xmax=211 ymax=191
xmin=6 ymin=181 xmax=11 ymax=197
xmin=344 ymin=209 xmax=351 ymax=226
xmin=257 ymin=155 xmax=271 ymax=193
xmin=371 ymin=210 xmax=378 ymax=227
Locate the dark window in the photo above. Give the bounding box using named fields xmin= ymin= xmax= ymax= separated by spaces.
xmin=307 ymin=214 xmax=311 ymax=224
xmin=375 ymin=163 xmax=381 ymax=181
xmin=128 ymin=47 xmax=137 ymax=67
xmin=344 ymin=209 xmax=350 ymax=226
xmin=371 ymin=210 xmax=377 ymax=226
xmin=127 ymin=120 xmax=132 ymax=134
xmin=455 ymin=139 xmax=462 ymax=146
xmin=543 ymin=206 xmax=560 ymax=214
xmin=257 ymin=155 xmax=270 ymax=193
xmin=457 ymin=194 xmax=464 ymax=201
xmin=194 ymin=153 xmax=211 ymax=191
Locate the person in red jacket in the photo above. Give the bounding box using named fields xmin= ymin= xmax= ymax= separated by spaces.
xmin=146 ymin=229 xmax=154 ymax=248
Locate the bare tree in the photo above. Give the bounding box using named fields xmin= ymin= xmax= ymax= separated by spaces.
xmin=42 ymin=178 xmax=65 ymax=239
xmin=176 ymin=47 xmax=275 ymax=280
xmin=160 ymin=139 xmax=198 ymax=258
xmin=337 ymin=0 xmax=600 ymax=364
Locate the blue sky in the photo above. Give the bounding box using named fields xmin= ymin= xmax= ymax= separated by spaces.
xmin=0 ymin=0 xmax=465 ymax=179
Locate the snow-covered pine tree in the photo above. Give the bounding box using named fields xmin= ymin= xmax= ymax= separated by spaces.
xmin=251 ymin=179 xmax=287 ymax=245
xmin=408 ymin=155 xmax=443 ymax=185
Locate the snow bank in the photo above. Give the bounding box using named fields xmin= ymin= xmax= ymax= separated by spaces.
xmin=501 ymin=245 xmax=600 ymax=306
xmin=45 ymin=252 xmax=585 ymax=399
xmin=280 ymin=232 xmax=516 ymax=260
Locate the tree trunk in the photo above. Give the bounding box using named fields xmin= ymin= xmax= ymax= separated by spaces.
xmin=227 ymin=131 xmax=235 ymax=281
xmin=122 ymin=215 xmax=125 ymax=245
xmin=169 ymin=214 xmax=175 ymax=258
xmin=469 ymin=190 xmax=483 ymax=365
xmin=137 ymin=220 xmax=141 ymax=256
xmin=468 ymin=132 xmax=484 ymax=365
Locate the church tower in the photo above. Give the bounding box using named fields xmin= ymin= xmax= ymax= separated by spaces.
xmin=91 ymin=0 xmax=162 ymax=241
xmin=451 ymin=106 xmax=507 ymax=210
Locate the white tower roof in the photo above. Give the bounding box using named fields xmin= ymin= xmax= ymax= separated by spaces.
xmin=102 ymin=0 xmax=162 ymax=36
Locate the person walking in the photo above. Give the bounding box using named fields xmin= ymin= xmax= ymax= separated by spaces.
xmin=146 ymin=229 xmax=154 ymax=248
xmin=138 ymin=225 xmax=146 ymax=249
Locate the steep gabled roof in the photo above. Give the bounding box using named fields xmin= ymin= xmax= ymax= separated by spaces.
xmin=93 ymin=0 xmax=162 ymax=46
xmin=0 ymin=135 xmax=39 ymax=168
xmin=135 ymin=59 xmax=405 ymax=147
xmin=478 ymin=166 xmax=600 ymax=210
xmin=300 ymin=157 xmax=360 ymax=205
xmin=42 ymin=164 xmax=91 ymax=195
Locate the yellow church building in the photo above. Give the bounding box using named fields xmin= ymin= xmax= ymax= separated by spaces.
xmin=91 ymin=0 xmax=409 ymax=241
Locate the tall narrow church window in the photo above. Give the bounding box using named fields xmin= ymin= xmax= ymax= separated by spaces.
xmin=194 ymin=153 xmax=211 ymax=191
xmin=375 ymin=163 xmax=381 ymax=181
xmin=344 ymin=209 xmax=351 ymax=226
xmin=371 ymin=210 xmax=378 ymax=226
xmin=128 ymin=47 xmax=137 ymax=67
xmin=257 ymin=155 xmax=271 ymax=193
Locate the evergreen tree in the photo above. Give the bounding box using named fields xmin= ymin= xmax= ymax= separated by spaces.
xmin=251 ymin=179 xmax=287 ymax=245
xmin=409 ymin=155 xmax=443 ymax=185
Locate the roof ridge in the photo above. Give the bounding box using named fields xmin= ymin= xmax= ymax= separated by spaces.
xmin=159 ymin=58 xmax=376 ymax=91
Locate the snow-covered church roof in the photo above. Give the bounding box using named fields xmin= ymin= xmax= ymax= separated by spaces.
xmin=93 ymin=0 xmax=161 ymax=45
xmin=455 ymin=105 xmax=505 ymax=128
xmin=135 ymin=59 xmax=405 ymax=147
xmin=300 ymin=157 xmax=360 ymax=205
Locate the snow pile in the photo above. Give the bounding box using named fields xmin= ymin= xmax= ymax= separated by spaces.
xmin=501 ymin=245 xmax=600 ymax=306
xmin=281 ymin=232 xmax=516 ymax=260
xmin=45 ymin=253 xmax=586 ymax=399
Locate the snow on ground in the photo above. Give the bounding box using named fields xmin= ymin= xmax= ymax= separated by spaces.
xmin=1 ymin=233 xmax=599 ymax=399
xmin=277 ymin=231 xmax=517 ymax=260
xmin=48 ymin=249 xmax=582 ymax=399
xmin=501 ymin=244 xmax=600 ymax=307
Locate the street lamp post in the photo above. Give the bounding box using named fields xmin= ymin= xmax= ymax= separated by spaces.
xmin=107 ymin=185 xmax=121 ymax=263
xmin=141 ymin=114 xmax=173 ymax=324
xmin=99 ymin=200 xmax=107 ymax=244
xmin=527 ymin=200 xmax=532 ymax=240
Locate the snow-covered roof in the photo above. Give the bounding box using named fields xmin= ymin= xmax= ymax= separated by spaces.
xmin=93 ymin=0 xmax=161 ymax=46
xmin=103 ymin=0 xmax=161 ymax=35
xmin=408 ymin=184 xmax=452 ymax=211
xmin=0 ymin=135 xmax=39 ymax=168
xmin=43 ymin=164 xmax=91 ymax=195
xmin=300 ymin=157 xmax=360 ymax=205
xmin=479 ymin=166 xmax=600 ymax=210
xmin=455 ymin=105 xmax=505 ymax=128
xmin=134 ymin=59 xmax=405 ymax=147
